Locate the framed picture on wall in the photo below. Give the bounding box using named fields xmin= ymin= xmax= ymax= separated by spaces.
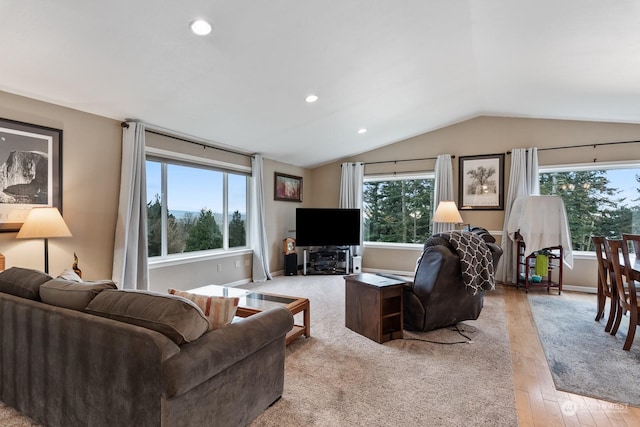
xmin=0 ymin=117 xmax=62 ymax=232
xmin=274 ymin=172 xmax=303 ymax=202
xmin=458 ymin=153 xmax=504 ymax=210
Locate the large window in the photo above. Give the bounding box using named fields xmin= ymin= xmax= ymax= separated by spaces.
xmin=539 ymin=163 xmax=640 ymax=252
xmin=363 ymin=174 xmax=434 ymax=244
xmin=146 ymin=158 xmax=249 ymax=258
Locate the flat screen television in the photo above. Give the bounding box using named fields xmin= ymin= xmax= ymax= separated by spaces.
xmin=295 ymin=208 xmax=361 ymax=247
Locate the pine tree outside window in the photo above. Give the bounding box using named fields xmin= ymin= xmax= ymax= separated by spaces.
xmin=539 ymin=162 xmax=640 ymax=252
xmin=363 ymin=174 xmax=435 ymax=244
xmin=146 ymin=159 xmax=249 ymax=258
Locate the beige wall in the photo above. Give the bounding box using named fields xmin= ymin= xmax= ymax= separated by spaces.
xmin=0 ymin=90 xmax=257 ymax=290
xmin=263 ymin=158 xmax=310 ymax=274
xmin=0 ymin=90 xmax=121 ymax=279
xmin=2 ymin=90 xmax=638 ymax=292
xmin=312 ymin=116 xmax=640 ymax=291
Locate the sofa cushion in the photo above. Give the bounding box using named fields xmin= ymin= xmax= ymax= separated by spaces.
xmin=86 ymin=289 xmax=209 ymax=345
xmin=0 ymin=267 xmax=52 ymax=300
xmin=169 ymin=288 xmax=239 ymax=331
xmin=40 ymin=278 xmax=118 ymax=311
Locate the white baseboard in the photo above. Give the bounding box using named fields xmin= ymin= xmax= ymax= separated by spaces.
xmin=499 ymin=281 xmax=597 ymax=294
xmin=273 ymin=268 xmax=598 ymax=294
xmin=225 ymin=278 xmax=254 ymax=287
xmin=363 ymin=268 xmax=415 ymax=277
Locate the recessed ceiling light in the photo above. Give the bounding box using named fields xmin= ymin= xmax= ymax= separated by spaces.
xmin=305 ymin=94 xmax=318 ymax=103
xmin=190 ymin=19 xmax=212 ymax=36
xmin=358 ymin=128 xmax=367 ymax=134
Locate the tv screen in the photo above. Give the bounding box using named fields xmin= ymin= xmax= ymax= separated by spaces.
xmin=295 ymin=208 xmax=361 ymax=247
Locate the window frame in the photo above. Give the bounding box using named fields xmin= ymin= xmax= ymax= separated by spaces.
xmin=363 ymin=171 xmax=436 ymax=249
xmin=538 ymin=159 xmax=640 ymax=258
xmin=145 ymin=147 xmax=251 ymax=266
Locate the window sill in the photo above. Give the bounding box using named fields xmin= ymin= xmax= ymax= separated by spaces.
xmin=363 ymin=242 xmax=423 ymax=251
xmin=149 ymin=248 xmax=252 ymax=269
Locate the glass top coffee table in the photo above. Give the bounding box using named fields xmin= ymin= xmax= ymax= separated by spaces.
xmin=188 ymin=284 xmax=310 ymax=345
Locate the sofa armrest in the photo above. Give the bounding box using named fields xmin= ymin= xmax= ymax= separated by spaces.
xmin=161 ymin=306 xmax=293 ymax=399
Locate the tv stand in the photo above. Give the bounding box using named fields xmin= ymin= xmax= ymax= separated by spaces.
xmin=303 ymin=247 xmax=350 ymax=275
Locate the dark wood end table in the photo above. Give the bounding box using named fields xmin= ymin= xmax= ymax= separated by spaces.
xmin=344 ymin=273 xmax=406 ymax=344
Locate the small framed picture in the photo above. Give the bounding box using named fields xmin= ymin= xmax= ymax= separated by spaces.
xmin=0 ymin=117 xmax=63 ymax=231
xmin=458 ymin=154 xmax=504 ymax=210
xmin=274 ymin=172 xmax=303 ymax=202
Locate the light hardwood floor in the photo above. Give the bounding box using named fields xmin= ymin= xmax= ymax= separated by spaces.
xmin=504 ymin=285 xmax=640 ymax=426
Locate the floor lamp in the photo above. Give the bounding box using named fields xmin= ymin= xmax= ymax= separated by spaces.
xmin=16 ymin=207 xmax=72 ymax=274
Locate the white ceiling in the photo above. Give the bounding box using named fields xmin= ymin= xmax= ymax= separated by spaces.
xmin=1 ymin=1 xmax=639 ymax=168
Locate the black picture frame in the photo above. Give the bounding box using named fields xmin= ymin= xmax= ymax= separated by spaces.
xmin=458 ymin=153 xmax=504 ymax=210
xmin=274 ymin=172 xmax=303 ymax=202
xmin=0 ymin=117 xmax=62 ymax=232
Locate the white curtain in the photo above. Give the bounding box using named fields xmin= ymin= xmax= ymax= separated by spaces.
xmin=339 ymin=162 xmax=364 ymax=256
xmin=432 ymin=154 xmax=455 ymax=234
xmin=497 ymin=147 xmax=539 ymax=283
xmin=250 ymin=155 xmax=272 ymax=281
xmin=112 ymin=122 xmax=149 ymax=290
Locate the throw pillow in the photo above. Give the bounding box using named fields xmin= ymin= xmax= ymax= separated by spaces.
xmin=0 ymin=267 xmax=52 ymax=300
xmin=85 ymin=289 xmax=209 ymax=345
xmin=169 ymin=288 xmax=239 ymax=331
xmin=57 ymin=269 xmax=84 ymax=282
xmin=40 ymin=278 xmax=117 ymax=311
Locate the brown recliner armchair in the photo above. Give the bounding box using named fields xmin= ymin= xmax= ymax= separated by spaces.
xmin=403 ymin=227 xmax=503 ymax=332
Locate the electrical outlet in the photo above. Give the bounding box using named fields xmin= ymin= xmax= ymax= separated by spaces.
xmin=244 ymin=259 xmax=250 ymax=266
xmin=217 ymin=263 xmax=222 ymax=272
xmin=235 ymin=260 xmax=240 ymax=268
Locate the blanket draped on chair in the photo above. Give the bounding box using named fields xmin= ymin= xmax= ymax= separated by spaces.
xmin=444 ymin=231 xmax=495 ymax=295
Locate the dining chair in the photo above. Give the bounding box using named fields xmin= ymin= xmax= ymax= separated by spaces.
xmin=606 ymin=238 xmax=639 ymax=351
xmin=592 ymin=236 xmax=616 ymax=332
xmin=622 ymin=233 xmax=640 ymax=260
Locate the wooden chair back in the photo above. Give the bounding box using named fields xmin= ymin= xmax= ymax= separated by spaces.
xmin=592 ymin=236 xmax=617 ymax=329
xmin=622 ymin=233 xmax=640 ymax=261
xmin=592 ymin=236 xmax=612 ymax=295
xmin=605 ymin=238 xmax=639 ymax=350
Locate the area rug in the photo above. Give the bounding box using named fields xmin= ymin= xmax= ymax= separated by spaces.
xmin=244 ymin=275 xmax=517 ymax=427
xmin=528 ymin=292 xmax=640 ymax=406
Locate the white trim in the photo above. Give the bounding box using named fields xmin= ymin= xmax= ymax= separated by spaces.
xmin=540 ymin=159 xmax=640 ymax=173
xmin=363 ymin=268 xmax=415 ymax=277
xmin=363 ymin=241 xmax=423 ymax=250
xmin=224 ymin=278 xmax=253 ymax=287
xmin=363 ymin=229 xmax=503 ymax=249
xmin=146 ymin=146 xmax=252 ymax=173
xmin=364 ymin=171 xmax=435 ymax=181
xmin=149 ymin=248 xmax=252 ymax=269
xmin=363 ymin=270 xmax=598 ymax=294
xmin=563 ymin=285 xmax=597 ymax=294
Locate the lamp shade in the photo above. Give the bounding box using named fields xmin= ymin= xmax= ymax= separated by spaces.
xmin=16 ymin=207 xmax=72 ymax=239
xmin=432 ymin=201 xmax=463 ymax=224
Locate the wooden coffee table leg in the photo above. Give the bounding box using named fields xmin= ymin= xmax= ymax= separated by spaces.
xmin=303 ymin=301 xmax=310 ymax=338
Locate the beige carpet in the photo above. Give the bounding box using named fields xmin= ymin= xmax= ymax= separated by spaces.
xmin=245 ymin=275 xmax=517 ymax=427
xmin=0 ymin=275 xmax=517 ymax=427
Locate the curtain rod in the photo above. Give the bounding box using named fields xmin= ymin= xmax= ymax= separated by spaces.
xmin=121 ymin=121 xmax=255 ymax=159
xmin=345 ymin=155 xmax=455 ymax=167
xmin=506 ymin=139 xmax=640 ymax=155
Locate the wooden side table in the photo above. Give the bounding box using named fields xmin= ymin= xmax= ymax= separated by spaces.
xmin=344 ymin=273 xmax=406 ymax=343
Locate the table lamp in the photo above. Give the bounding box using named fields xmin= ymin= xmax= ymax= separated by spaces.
xmin=16 ymin=207 xmax=72 ymax=274
xmin=433 ymin=201 xmax=464 ymax=225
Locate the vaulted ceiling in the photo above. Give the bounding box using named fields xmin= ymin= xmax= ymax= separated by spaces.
xmin=1 ymin=1 xmax=639 ymax=168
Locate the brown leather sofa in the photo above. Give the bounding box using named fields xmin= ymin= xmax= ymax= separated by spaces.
xmin=403 ymin=227 xmax=503 ymax=332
